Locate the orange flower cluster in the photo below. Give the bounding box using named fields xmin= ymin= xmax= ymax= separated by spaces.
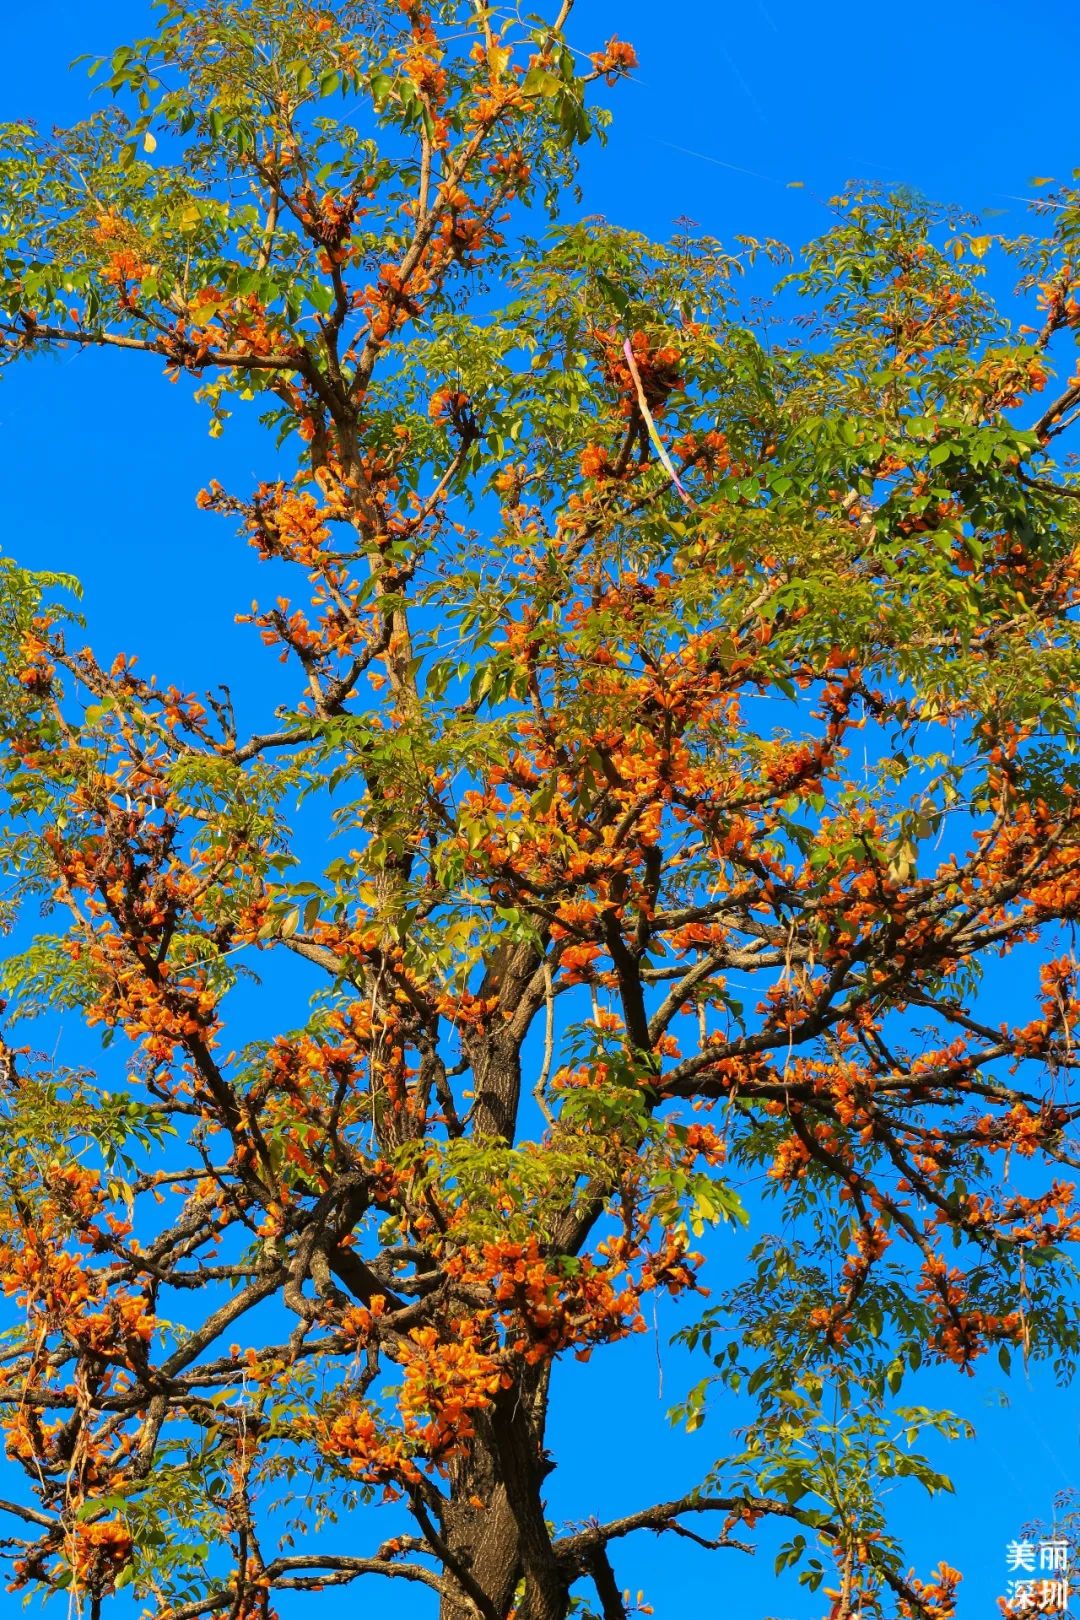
xmin=395 ymin=1319 xmax=511 ymax=1458
xmin=487 ymin=145 xmax=531 ymax=193
xmin=580 ymin=443 xmax=611 ymax=481
xmin=446 ymin=1237 xmax=648 ymax=1365
xmin=899 ymin=1562 xmax=962 ymax=1620
xmin=589 ymin=38 xmax=638 ymax=84
xmin=594 ymin=326 xmax=682 ymax=419
xmin=0 ymin=1201 xmax=153 ymax=1372
xmin=767 ymin=1134 xmax=812 ymax=1183
xmin=325 ymin=1402 xmax=421 ymax=1493
xmin=297 ymin=183 xmax=369 ymax=267
xmin=14 ymin=628 xmax=55 ymax=696
xmin=69 ymin=1520 xmax=134 ymax=1596
xmin=670 ymin=429 xmax=731 ymax=479
xmin=92 ymin=214 xmax=151 ymax=299
xmin=400 ymin=8 xmax=448 ymax=105
xmin=429 ymin=387 xmax=472 ymax=428
xmin=916 ymin=1258 xmax=1022 ymax=1368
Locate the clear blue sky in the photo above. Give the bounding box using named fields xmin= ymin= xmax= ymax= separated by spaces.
xmin=2 ymin=4 xmax=1079 ymax=1617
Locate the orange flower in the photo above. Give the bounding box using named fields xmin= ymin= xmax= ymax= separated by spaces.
xmin=590 ymin=38 xmax=638 ymax=83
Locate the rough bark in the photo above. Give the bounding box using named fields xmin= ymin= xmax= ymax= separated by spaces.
xmin=439 ymin=1369 xmax=563 ymax=1620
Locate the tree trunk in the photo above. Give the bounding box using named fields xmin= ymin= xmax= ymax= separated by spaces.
xmin=438 ymin=1374 xmax=566 ymax=1620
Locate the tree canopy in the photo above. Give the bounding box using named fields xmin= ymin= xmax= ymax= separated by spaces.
xmin=3 ymin=5 xmax=1080 ymax=1618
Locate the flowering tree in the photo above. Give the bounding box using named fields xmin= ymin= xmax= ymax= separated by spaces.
xmin=3 ymin=5 xmax=1080 ymax=1618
